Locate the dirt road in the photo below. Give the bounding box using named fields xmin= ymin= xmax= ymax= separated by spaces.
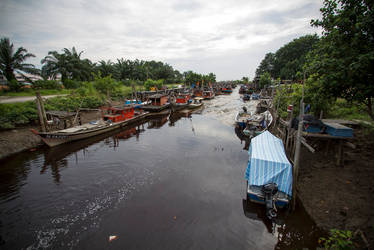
xmin=0 ymin=94 xmax=67 ymax=104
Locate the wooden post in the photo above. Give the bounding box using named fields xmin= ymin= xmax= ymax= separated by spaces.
xmin=292 ymin=72 xmax=305 ymax=210
xmin=36 ymin=92 xmax=48 ymax=132
xmin=131 ymin=82 xmax=138 ymax=103
xmin=319 ymin=110 xmax=324 ymax=119
xmin=286 ymin=106 xmax=294 ymax=150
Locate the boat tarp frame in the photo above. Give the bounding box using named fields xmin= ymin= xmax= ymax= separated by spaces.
xmin=245 ymin=131 xmax=293 ymax=197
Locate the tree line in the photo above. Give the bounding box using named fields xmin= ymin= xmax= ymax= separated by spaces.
xmin=255 ymin=0 xmax=374 ymax=120
xmin=0 ymin=38 xmax=216 ymax=88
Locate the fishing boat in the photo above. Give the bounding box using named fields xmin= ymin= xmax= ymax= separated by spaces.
xmin=142 ymin=94 xmax=170 ymax=112
xmin=235 ymin=107 xmax=252 ymax=128
xmin=242 ymin=94 xmax=251 ymax=101
xmin=245 ymin=131 xmax=293 ymax=219
xmin=203 ymin=90 xmax=215 ymax=100
xmin=188 ymin=97 xmax=204 ymax=109
xmin=170 ymin=93 xmax=191 ymax=111
xmin=251 ymin=93 xmax=260 ymax=100
xmin=221 ymin=86 xmax=233 ymax=93
xmin=242 ymin=110 xmax=273 ymax=137
xmin=31 ymin=106 xmax=148 ymax=147
xmin=193 ymin=89 xmax=203 ymax=97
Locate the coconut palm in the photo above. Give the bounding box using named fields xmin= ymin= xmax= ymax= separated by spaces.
xmin=0 ymin=37 xmax=38 ymax=81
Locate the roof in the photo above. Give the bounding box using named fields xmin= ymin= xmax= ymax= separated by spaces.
xmin=245 ymin=131 xmax=293 ymax=196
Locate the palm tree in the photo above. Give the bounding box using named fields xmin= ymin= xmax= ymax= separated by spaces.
xmin=0 ymin=37 xmax=38 ymax=81
xmin=41 ymin=47 xmax=94 ymax=82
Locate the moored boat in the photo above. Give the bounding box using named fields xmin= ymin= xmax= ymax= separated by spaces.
xmin=31 ymin=106 xmax=148 ymax=147
xmin=188 ymin=97 xmax=204 ymax=109
xmin=245 ymin=131 xmax=293 ymax=219
xmin=242 ymin=110 xmax=273 ymax=137
xmin=170 ymin=93 xmax=191 ymax=111
xmin=142 ymin=94 xmax=170 ymax=112
xmin=202 ymin=90 xmax=215 ymax=99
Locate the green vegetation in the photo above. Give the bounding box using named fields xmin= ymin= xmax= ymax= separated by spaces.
xmin=256 ymin=0 xmax=374 ymax=120
xmin=0 ymin=95 xmax=105 ymax=129
xmin=274 ymin=82 xmax=371 ymax=122
xmin=319 ymin=229 xmax=353 ymax=249
xmin=0 ymin=38 xmax=39 ymax=82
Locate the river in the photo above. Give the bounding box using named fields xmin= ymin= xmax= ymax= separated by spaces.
xmin=0 ymin=88 xmax=322 ymax=249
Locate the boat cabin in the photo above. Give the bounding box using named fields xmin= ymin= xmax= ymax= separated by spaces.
xmin=193 ymin=89 xmax=203 ymax=97
xmin=149 ymin=94 xmax=168 ymax=106
xmin=101 ymin=106 xmax=134 ymax=123
xmin=203 ymin=90 xmax=214 ymax=99
xmin=176 ymin=94 xmax=190 ymax=104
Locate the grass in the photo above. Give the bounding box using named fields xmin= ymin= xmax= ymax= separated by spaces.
xmin=0 ymin=89 xmax=72 ymax=97
xmin=328 ymin=98 xmax=372 ymax=122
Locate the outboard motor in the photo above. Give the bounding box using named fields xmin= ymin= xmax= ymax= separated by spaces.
xmin=242 ymin=106 xmax=248 ymax=113
xmin=262 ymin=183 xmax=278 ymax=219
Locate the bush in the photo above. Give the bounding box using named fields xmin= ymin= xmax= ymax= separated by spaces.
xmin=8 ymin=79 xmax=23 ymax=92
xmin=0 ymin=101 xmax=38 ymax=129
xmin=144 ymin=79 xmax=163 ymax=91
xmin=32 ymin=80 xmax=62 ymax=90
xmin=63 ymin=79 xmax=82 ymax=89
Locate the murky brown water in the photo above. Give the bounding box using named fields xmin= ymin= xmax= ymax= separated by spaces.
xmin=0 ymin=88 xmax=322 ymax=249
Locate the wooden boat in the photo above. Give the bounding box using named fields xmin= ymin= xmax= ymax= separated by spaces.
xmin=221 ymin=86 xmax=232 ymax=93
xmin=245 ymin=131 xmax=293 ymax=218
xmin=235 ymin=107 xmax=252 ymax=128
xmin=203 ymin=90 xmax=215 ymax=100
xmin=142 ymin=94 xmax=170 ymax=112
xmin=242 ymin=110 xmax=273 ymax=137
xmin=188 ymin=97 xmax=204 ymax=109
xmin=193 ymin=89 xmax=203 ymax=97
xmin=31 ymin=106 xmax=148 ymax=147
xmin=170 ymin=93 xmax=191 ymax=111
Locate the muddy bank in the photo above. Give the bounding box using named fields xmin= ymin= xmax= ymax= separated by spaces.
xmin=0 ymin=110 xmax=101 ymax=160
xmin=297 ymin=129 xmax=374 ymax=247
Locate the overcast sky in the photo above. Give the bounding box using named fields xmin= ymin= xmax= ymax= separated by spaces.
xmin=0 ymin=0 xmax=322 ymax=80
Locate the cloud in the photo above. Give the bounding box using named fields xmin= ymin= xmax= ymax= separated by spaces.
xmin=0 ymin=0 xmax=322 ymax=80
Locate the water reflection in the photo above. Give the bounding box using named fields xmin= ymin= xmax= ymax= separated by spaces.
xmin=242 ymin=198 xmax=323 ymax=249
xmin=0 ymin=88 xmax=322 ymax=249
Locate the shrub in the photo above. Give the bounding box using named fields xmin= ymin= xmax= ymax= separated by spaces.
xmin=63 ymin=79 xmax=82 ymax=89
xmin=8 ymin=79 xmax=23 ymax=92
xmin=32 ymin=80 xmax=62 ymax=89
xmin=319 ymin=229 xmax=353 ymax=249
xmin=144 ymin=79 xmax=163 ymax=91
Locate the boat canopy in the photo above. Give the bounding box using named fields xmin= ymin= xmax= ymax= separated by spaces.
xmin=245 ymin=131 xmax=293 ymax=197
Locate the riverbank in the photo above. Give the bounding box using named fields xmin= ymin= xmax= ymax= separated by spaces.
xmin=294 ymin=126 xmax=374 ymax=247
xmin=0 ymin=110 xmax=102 ymax=160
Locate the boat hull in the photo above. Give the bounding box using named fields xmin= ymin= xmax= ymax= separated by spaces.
xmin=32 ymin=113 xmax=149 ymax=147
xmin=247 ymin=185 xmax=290 ymax=209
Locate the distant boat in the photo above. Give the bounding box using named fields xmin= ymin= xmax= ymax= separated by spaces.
xmin=251 ymin=93 xmax=260 ymax=100
xmin=170 ymin=93 xmax=191 ymax=111
xmin=221 ymin=86 xmax=232 ymax=93
xmin=188 ymin=97 xmax=204 ymax=109
xmin=142 ymin=94 xmax=170 ymax=112
xmin=203 ymin=90 xmax=215 ymax=99
xmin=245 ymin=131 xmax=293 ymax=219
xmin=32 ymin=106 xmax=148 ymax=147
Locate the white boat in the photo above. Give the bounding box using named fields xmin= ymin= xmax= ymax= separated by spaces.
xmin=242 ymin=110 xmax=273 ymax=137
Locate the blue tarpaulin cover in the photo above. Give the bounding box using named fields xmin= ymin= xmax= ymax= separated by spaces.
xmin=245 ymin=131 xmax=293 ymax=197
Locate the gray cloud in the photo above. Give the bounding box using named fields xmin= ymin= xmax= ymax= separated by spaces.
xmin=0 ymin=0 xmax=322 ymax=80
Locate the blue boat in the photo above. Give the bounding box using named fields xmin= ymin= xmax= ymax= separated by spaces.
xmin=245 ymin=131 xmax=293 ymax=218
